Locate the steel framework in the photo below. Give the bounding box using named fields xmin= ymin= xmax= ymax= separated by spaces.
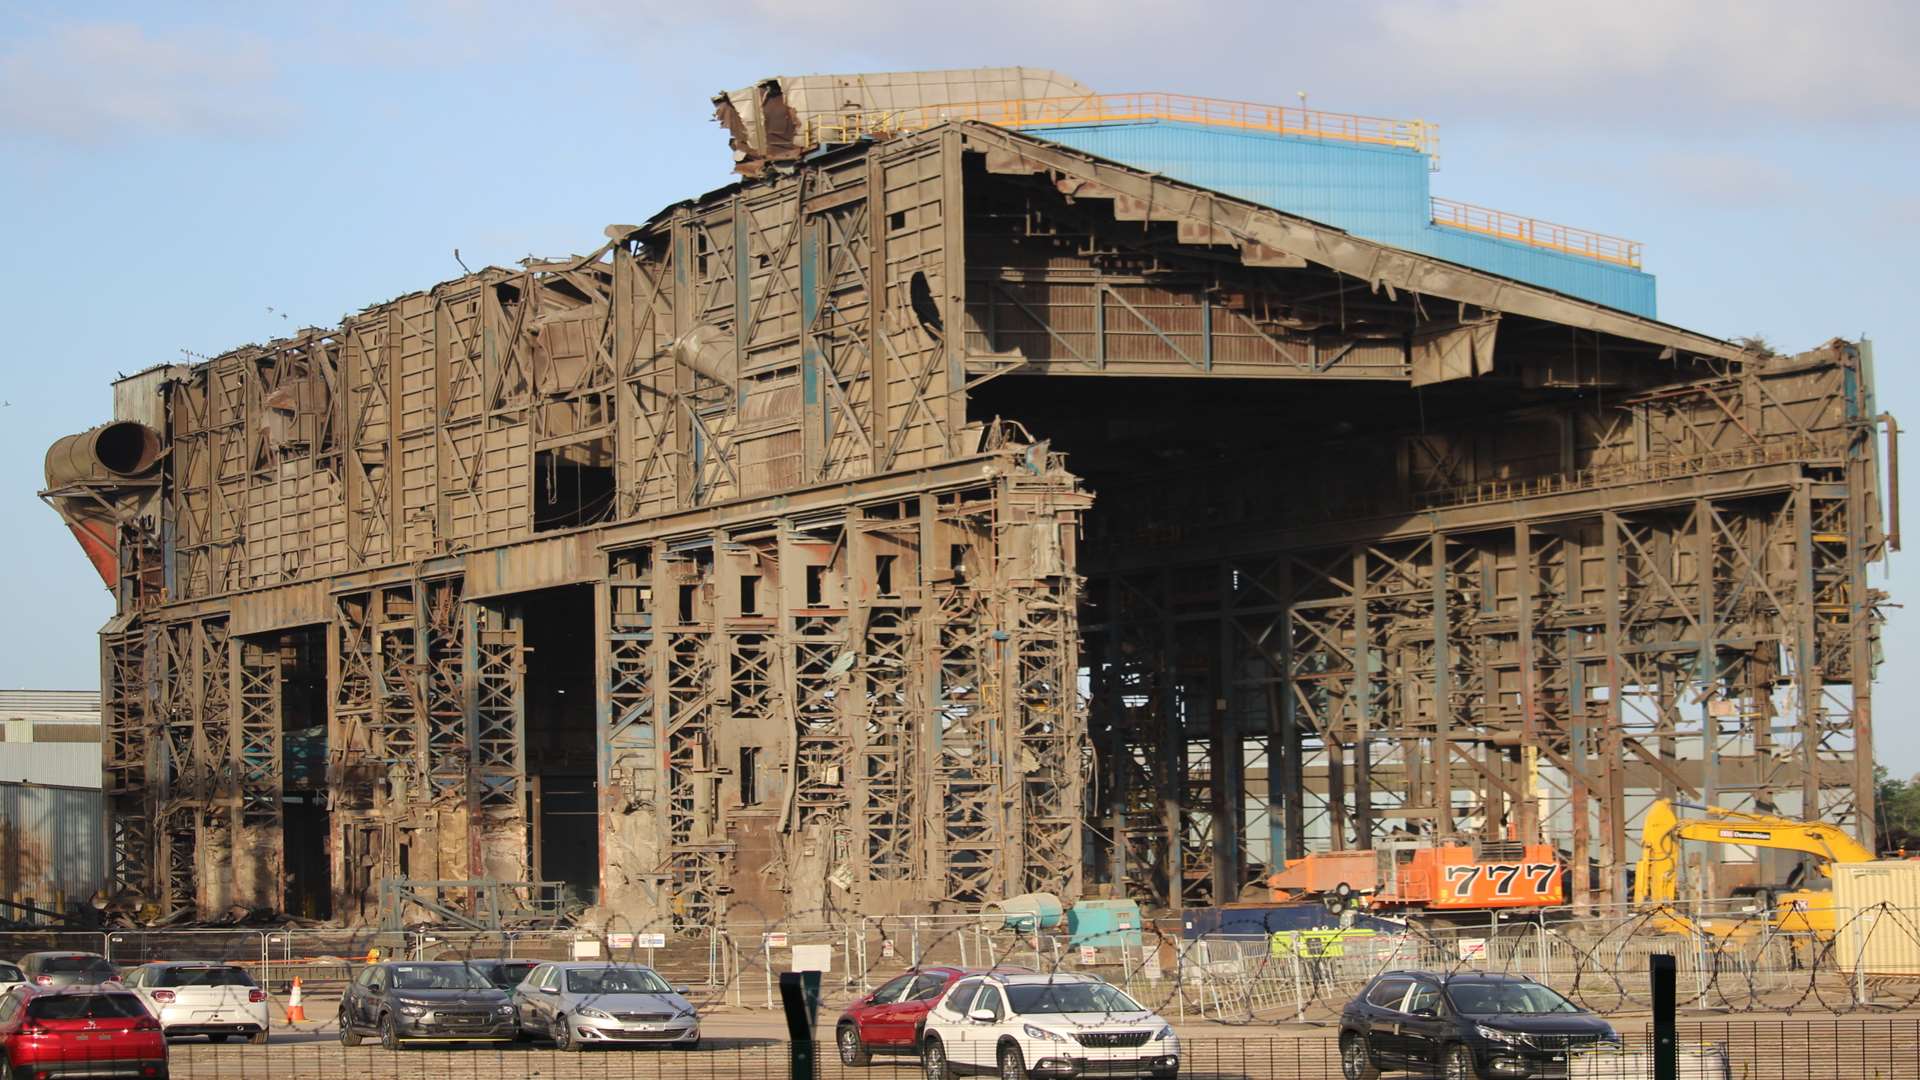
xmin=52 ymin=119 xmax=1888 ymax=924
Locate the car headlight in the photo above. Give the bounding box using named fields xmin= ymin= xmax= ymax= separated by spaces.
xmin=1475 ymin=1025 xmax=1527 ymax=1046
xmin=676 ymin=1007 xmax=697 ymax=1019
xmin=396 ymin=1001 xmax=427 ymax=1016
xmin=1022 ymin=1024 xmax=1064 ymax=1041
xmin=577 ymin=1007 xmax=614 ymax=1020
xmin=1154 ymin=1026 xmax=1174 ymax=1042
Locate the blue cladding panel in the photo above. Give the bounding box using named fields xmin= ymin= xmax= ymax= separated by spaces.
xmin=0 ymin=782 xmax=106 ymax=901
xmin=1026 ymin=121 xmax=1656 ymax=318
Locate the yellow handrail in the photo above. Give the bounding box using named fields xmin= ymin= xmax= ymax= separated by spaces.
xmin=804 ymin=91 xmax=1436 ymax=155
xmin=1430 ymin=195 xmax=1643 ymax=269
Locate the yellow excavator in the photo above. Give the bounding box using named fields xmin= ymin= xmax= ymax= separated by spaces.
xmin=1633 ymin=798 xmax=1874 ymax=937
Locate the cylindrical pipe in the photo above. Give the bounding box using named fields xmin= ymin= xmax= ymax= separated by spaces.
xmin=44 ymin=421 xmax=162 ymax=487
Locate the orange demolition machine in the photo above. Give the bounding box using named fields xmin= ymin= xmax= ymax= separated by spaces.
xmin=1267 ymin=842 xmax=1565 ymax=914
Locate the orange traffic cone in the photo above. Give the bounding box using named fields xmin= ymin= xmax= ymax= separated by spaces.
xmin=285 ymin=977 xmax=307 ymax=1024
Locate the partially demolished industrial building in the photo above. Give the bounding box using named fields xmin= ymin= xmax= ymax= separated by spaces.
xmin=42 ymin=69 xmax=1891 ymax=928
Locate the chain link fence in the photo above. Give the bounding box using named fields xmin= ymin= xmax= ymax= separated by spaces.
xmin=59 ymin=1023 xmax=1920 ymax=1080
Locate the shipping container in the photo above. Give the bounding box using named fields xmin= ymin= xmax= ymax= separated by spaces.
xmin=1832 ymin=860 xmax=1920 ymax=976
xmin=0 ymin=782 xmax=106 ymax=909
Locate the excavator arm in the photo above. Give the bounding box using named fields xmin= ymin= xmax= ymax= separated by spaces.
xmin=1634 ymin=798 xmax=1874 ymax=903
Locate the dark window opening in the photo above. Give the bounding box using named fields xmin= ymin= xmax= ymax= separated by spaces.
xmin=805 ymin=565 xmax=826 ymax=607
xmin=889 ymin=210 xmax=907 ymax=231
xmin=909 ymin=271 xmax=943 ymax=333
xmin=280 ymin=625 xmax=332 ymax=921
xmin=740 ymin=746 xmax=761 ymax=806
xmin=520 ymin=585 xmax=602 ymax=909
xmin=875 ymin=554 xmax=896 ymax=596
xmin=679 ymin=584 xmax=699 ymax=623
xmin=533 ymin=439 xmax=616 ymax=532
xmin=739 ymin=575 xmax=759 ymax=615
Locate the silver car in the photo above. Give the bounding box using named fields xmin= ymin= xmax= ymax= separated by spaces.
xmin=512 ymin=962 xmax=699 ymax=1051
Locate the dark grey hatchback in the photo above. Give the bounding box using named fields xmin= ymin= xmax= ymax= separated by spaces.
xmin=338 ymin=961 xmax=518 ymax=1049
xmin=1339 ymin=971 xmax=1617 ymax=1080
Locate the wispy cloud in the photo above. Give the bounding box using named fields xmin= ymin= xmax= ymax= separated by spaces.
xmin=0 ymin=22 xmax=289 ymax=142
xmin=1360 ymin=0 xmax=1920 ymax=125
xmin=536 ymin=0 xmax=1920 ymax=133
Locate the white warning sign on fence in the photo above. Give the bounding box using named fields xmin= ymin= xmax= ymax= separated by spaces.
xmin=608 ymin=933 xmax=635 ymax=949
xmin=637 ymin=933 xmax=667 ymax=949
xmin=765 ymin=931 xmax=789 ymax=949
xmin=1457 ymin=938 xmax=1487 ymax=962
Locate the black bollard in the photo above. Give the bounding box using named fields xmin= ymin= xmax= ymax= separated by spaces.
xmin=1651 ymin=952 xmax=1676 ymax=1080
xmin=781 ymin=970 xmax=823 ymax=1080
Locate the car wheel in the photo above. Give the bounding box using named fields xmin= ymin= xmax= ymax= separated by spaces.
xmin=554 ymin=1014 xmax=582 ymax=1052
xmin=207 ymin=1034 xmax=229 ymax=1044
xmin=379 ymin=1012 xmax=402 ymax=1052
xmin=923 ymin=1037 xmax=950 ymax=1080
xmin=338 ymin=1018 xmax=362 ymax=1047
xmin=839 ymin=1023 xmax=871 ymax=1066
xmin=1445 ymin=1043 xmax=1483 ymax=1080
xmin=998 ymin=1042 xmax=1028 ymax=1080
xmin=1340 ymin=1032 xmax=1380 ymax=1080
xmin=249 ymin=1030 xmax=269 ymax=1046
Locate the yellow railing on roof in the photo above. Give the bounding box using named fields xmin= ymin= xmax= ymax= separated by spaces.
xmin=1430 ymin=196 xmax=1643 ymax=269
xmin=803 ymin=91 xmax=1436 ymax=155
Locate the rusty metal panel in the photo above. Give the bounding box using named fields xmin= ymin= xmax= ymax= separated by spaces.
xmin=462 ymin=533 xmax=601 ymax=599
xmin=229 ymin=580 xmax=331 ymax=636
xmin=0 ymin=783 xmax=106 ymax=902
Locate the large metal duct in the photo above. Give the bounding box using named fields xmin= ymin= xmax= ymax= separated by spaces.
xmin=44 ymin=421 xmax=162 ymax=488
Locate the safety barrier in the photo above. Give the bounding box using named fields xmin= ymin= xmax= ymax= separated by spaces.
xmin=27 ymin=897 xmax=1920 ymax=1023
xmin=804 ymin=91 xmax=1436 ymax=156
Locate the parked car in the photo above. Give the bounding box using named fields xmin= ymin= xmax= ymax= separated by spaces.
xmin=337 ymin=961 xmax=517 ymax=1050
xmin=0 ymin=962 xmax=23 ymax=994
xmin=122 ymin=962 xmax=269 ymax=1044
xmin=1339 ymin=970 xmax=1619 ymax=1080
xmin=838 ymin=966 xmax=969 ymax=1065
xmin=511 ymin=962 xmax=699 ymax=1051
xmin=462 ymin=958 xmax=539 ymax=992
xmin=0 ymin=984 xmax=168 ymax=1079
xmin=920 ymin=972 xmax=1178 ymax=1080
xmin=18 ymin=953 xmax=119 ymax=990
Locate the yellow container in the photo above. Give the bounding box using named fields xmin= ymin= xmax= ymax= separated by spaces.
xmin=1832 ymin=860 xmax=1920 ymax=976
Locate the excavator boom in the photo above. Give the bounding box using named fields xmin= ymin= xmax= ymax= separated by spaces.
xmin=1634 ymin=798 xmax=1873 ymax=903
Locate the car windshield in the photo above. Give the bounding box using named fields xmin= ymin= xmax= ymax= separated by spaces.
xmin=0 ymin=964 xmax=22 ymax=982
xmin=565 ymin=967 xmax=672 ymax=995
xmin=390 ymin=964 xmax=494 ymax=991
xmin=1006 ymin=983 xmax=1143 ymax=1015
xmin=482 ymin=963 xmax=536 ymax=989
xmin=152 ymin=966 xmax=254 ymax=988
xmin=28 ymin=994 xmax=147 ymax=1019
xmin=1447 ymin=982 xmax=1581 ymax=1016
xmin=42 ymin=957 xmax=114 ymax=977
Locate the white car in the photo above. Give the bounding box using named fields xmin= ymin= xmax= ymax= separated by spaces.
xmin=122 ymin=961 xmax=270 ymax=1043
xmin=0 ymin=961 xmax=23 ymax=995
xmin=920 ymin=972 xmax=1179 ymax=1080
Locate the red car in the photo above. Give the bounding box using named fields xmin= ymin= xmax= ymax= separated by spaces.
xmin=0 ymin=985 xmax=168 ymax=1080
xmin=836 ymin=966 xmax=968 ymax=1066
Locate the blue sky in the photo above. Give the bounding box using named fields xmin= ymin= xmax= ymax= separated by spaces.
xmin=4 ymin=1 xmax=1918 ymax=768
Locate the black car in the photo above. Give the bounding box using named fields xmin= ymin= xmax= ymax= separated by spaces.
xmin=338 ymin=961 xmax=517 ymax=1049
xmin=1339 ymin=971 xmax=1617 ymax=1080
xmin=463 ymin=958 xmax=539 ymax=992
